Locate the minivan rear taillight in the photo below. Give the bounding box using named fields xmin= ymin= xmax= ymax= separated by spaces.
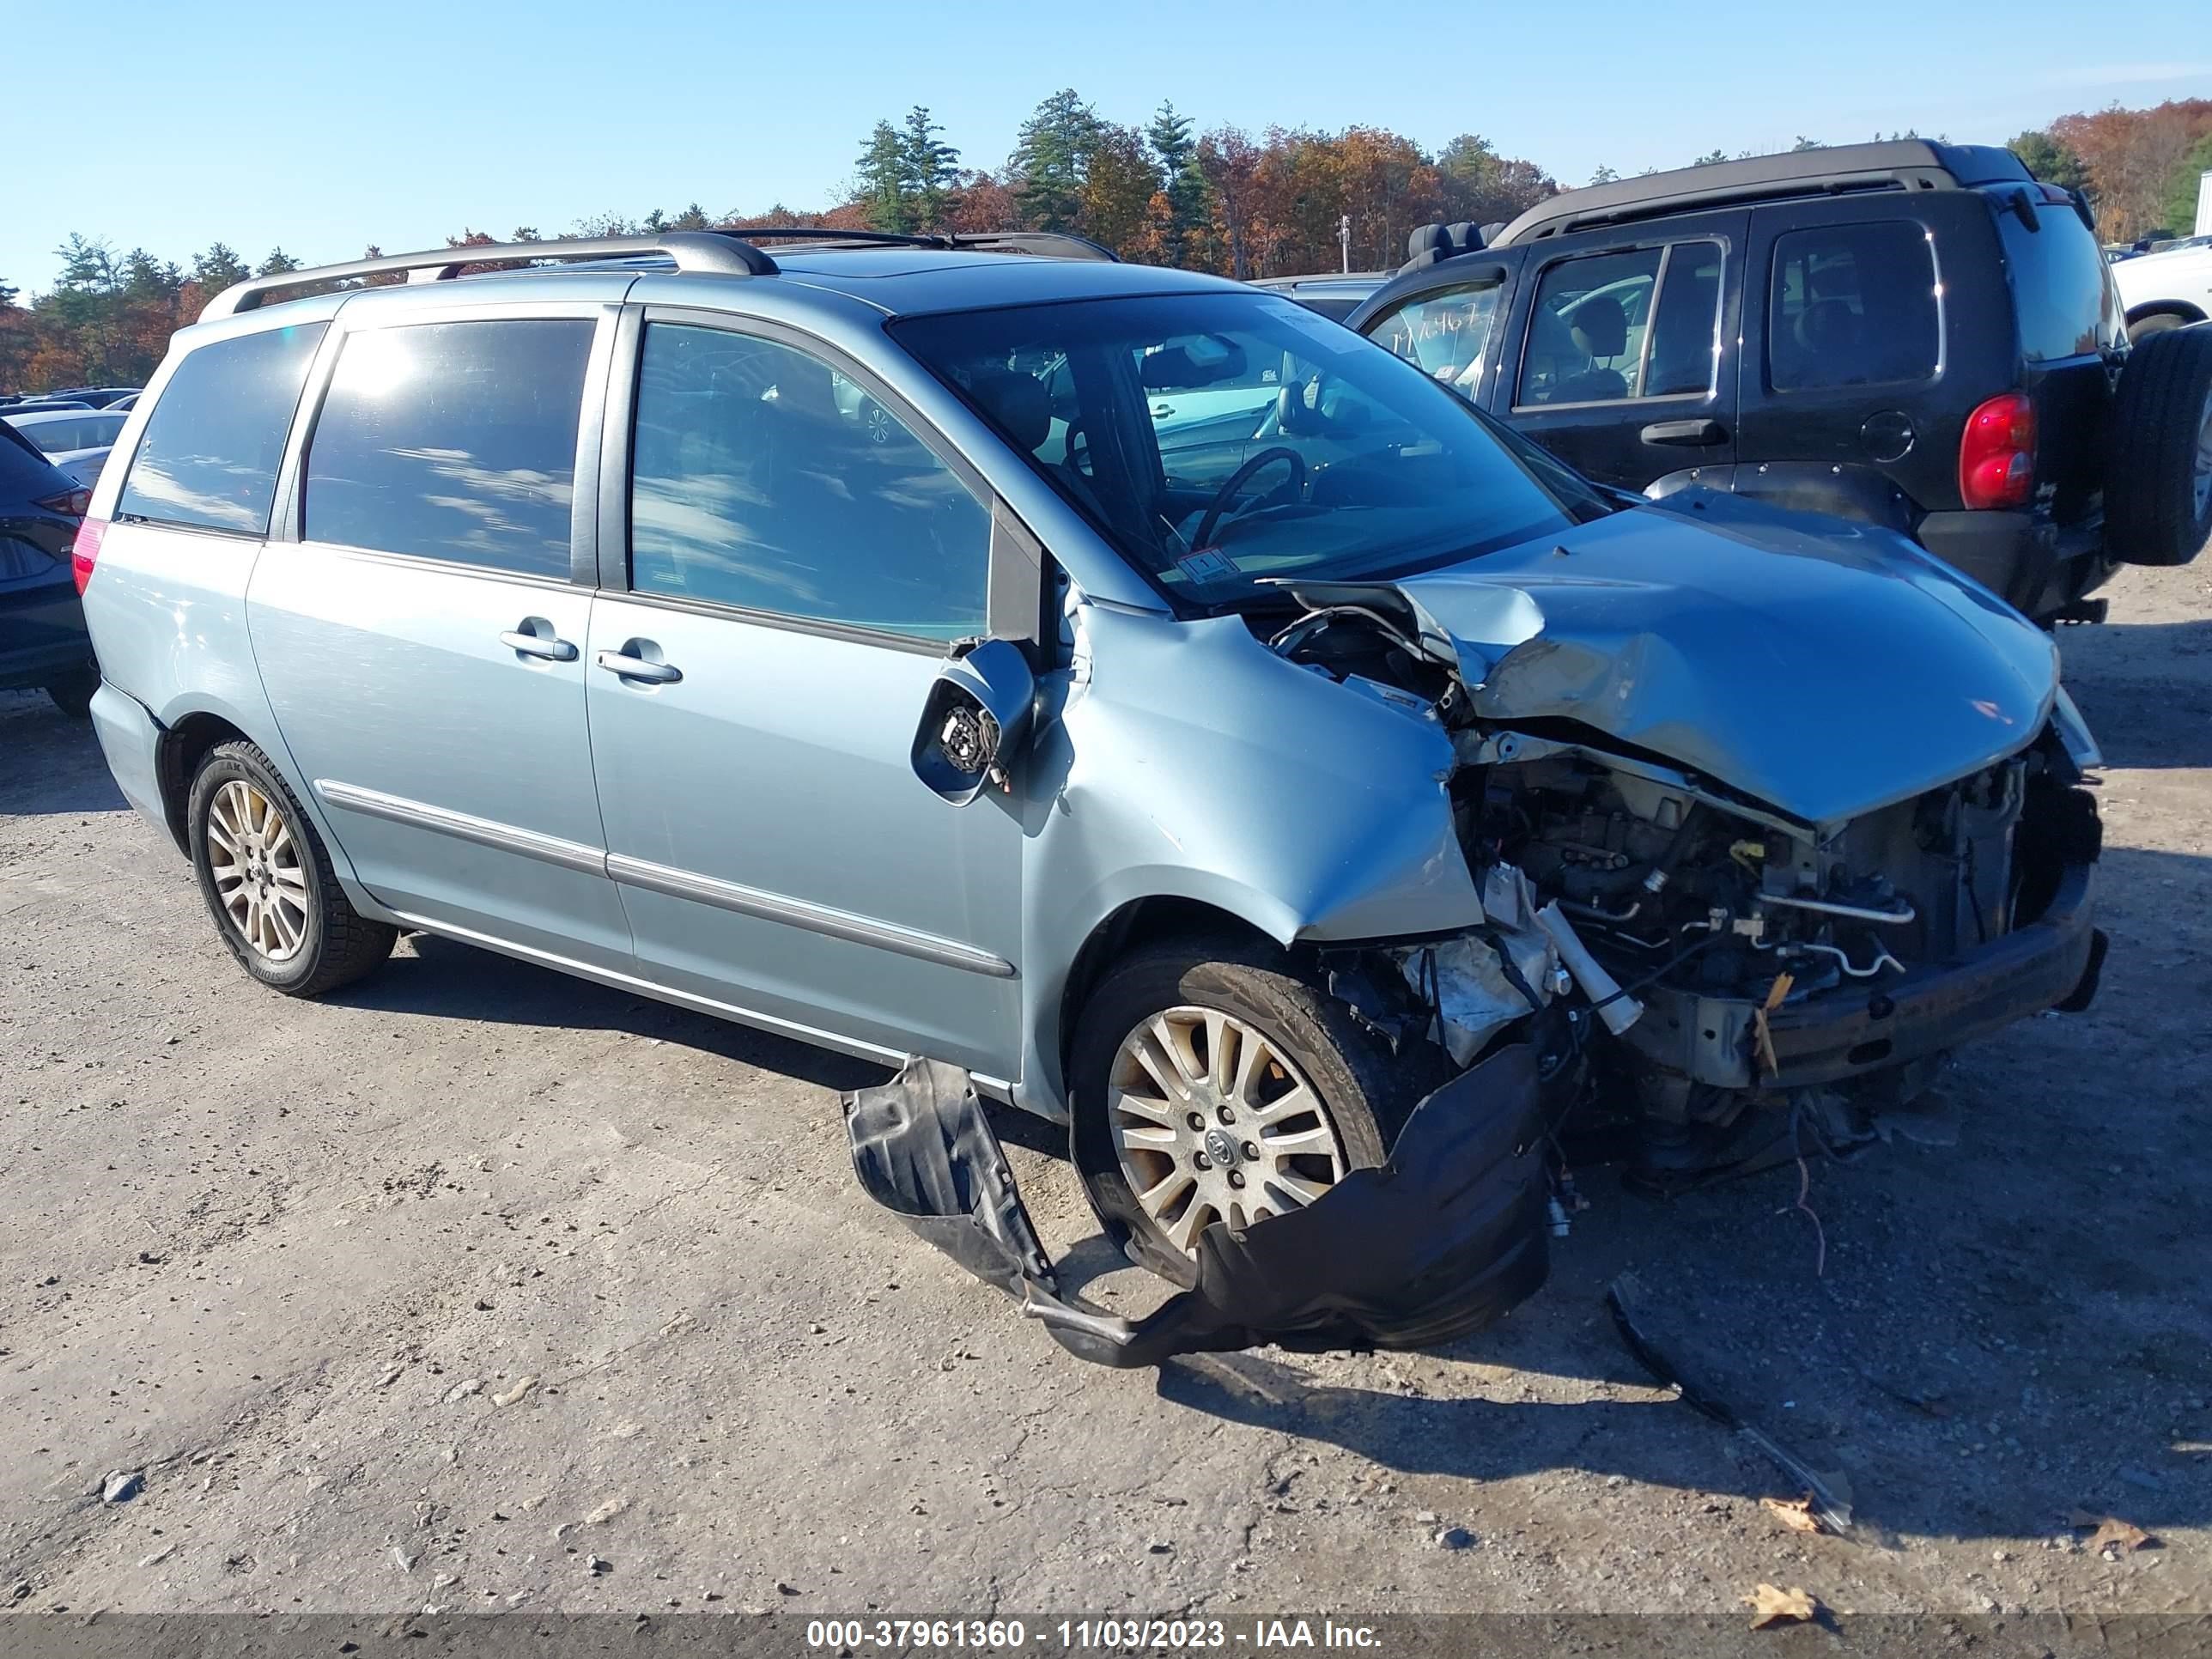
xmin=1959 ymin=392 xmax=2037 ymax=511
xmin=70 ymin=517 xmax=106 ymax=595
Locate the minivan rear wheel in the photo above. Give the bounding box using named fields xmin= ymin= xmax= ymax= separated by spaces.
xmin=2109 ymin=320 xmax=2212 ymax=567
xmin=1069 ymin=939 xmax=1422 ymax=1286
xmin=187 ymin=741 xmax=396 ymax=996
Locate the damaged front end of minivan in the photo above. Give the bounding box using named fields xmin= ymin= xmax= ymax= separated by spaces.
xmin=853 ymin=495 xmax=2106 ymax=1366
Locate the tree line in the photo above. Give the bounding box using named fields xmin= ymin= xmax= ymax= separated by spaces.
xmin=8 ymin=88 xmax=2208 ymax=392
xmin=2008 ymin=99 xmax=2212 ymax=243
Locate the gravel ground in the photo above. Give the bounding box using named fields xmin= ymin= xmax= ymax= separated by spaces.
xmin=0 ymin=562 xmax=2205 ymax=1631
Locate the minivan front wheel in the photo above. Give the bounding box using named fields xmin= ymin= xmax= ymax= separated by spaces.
xmin=187 ymin=742 xmax=396 ymax=996
xmin=1070 ymin=940 xmax=1416 ymax=1285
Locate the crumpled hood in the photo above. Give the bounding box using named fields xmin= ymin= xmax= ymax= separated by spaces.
xmin=1302 ymin=491 xmax=2060 ymax=827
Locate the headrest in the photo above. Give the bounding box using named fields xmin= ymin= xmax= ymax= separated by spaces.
xmin=1402 ymin=221 xmax=1486 ymax=270
xmin=1569 ymin=295 xmax=1627 ymax=358
xmin=1796 ymin=299 xmax=1861 ymax=355
xmin=967 ymin=369 xmax=1052 ymax=453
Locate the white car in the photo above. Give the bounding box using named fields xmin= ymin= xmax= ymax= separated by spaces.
xmin=2 ymin=405 xmax=130 ymax=489
xmin=2112 ymin=240 xmax=2212 ymax=342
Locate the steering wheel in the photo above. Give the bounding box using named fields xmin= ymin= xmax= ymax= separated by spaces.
xmin=1191 ymin=446 xmax=1306 ymax=554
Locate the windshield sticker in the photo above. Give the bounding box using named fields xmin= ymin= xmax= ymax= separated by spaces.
xmin=1176 ymin=550 xmax=1241 ymax=584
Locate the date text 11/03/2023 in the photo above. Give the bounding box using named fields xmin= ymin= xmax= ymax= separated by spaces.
xmin=804 ymin=1619 xmax=1386 ymax=1650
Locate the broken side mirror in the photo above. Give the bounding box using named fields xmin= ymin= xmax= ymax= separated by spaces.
xmin=911 ymin=638 xmax=1036 ymax=806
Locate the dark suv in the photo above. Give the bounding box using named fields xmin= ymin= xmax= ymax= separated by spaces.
xmin=1346 ymin=141 xmax=2212 ymax=621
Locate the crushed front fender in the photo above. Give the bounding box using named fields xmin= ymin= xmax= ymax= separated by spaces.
xmin=843 ymin=1046 xmax=1549 ymax=1367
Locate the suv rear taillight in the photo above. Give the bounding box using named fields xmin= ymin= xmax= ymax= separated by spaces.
xmin=33 ymin=486 xmax=92 ymax=519
xmin=71 ymin=517 xmax=106 ymax=595
xmin=1959 ymin=392 xmax=2037 ymax=511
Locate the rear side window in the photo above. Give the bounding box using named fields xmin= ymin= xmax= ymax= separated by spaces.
xmin=2000 ymin=210 xmax=2111 ymax=362
xmin=1515 ymin=241 xmax=1722 ymax=407
xmin=1768 ymin=222 xmax=1939 ymax=391
xmin=629 ymin=323 xmax=990 ymax=640
xmin=15 ymin=412 xmax=126 ymax=455
xmin=1368 ymin=277 xmax=1504 ymax=398
xmin=116 ymin=323 xmax=326 ymax=534
xmin=304 ymin=319 xmax=592 ymax=578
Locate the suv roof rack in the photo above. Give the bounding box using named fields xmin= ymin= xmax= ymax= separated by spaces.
xmin=1486 ymin=140 xmax=2033 ymax=248
xmin=202 ymin=226 xmax=1121 ymax=321
xmin=726 ymin=226 xmax=1119 ymax=261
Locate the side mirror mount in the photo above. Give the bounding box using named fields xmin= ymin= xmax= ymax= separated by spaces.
xmin=911 ymin=638 xmax=1036 ymax=806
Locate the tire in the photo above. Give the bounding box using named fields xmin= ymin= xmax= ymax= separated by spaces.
xmin=1068 ymin=935 xmax=1433 ymax=1286
xmin=2108 ymin=320 xmax=2212 ymax=567
xmin=2126 ymin=311 xmax=2189 ymax=344
xmin=186 ymin=741 xmax=395 ymax=996
xmin=43 ymin=667 xmax=97 ymax=719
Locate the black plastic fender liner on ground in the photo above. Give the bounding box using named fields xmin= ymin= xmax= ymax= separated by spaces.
xmin=842 ymin=1045 xmax=1551 ymax=1368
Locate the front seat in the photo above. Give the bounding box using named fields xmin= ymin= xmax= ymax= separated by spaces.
xmin=1550 ymin=295 xmax=1630 ymax=404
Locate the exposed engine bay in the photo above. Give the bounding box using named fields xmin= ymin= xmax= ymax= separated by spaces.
xmin=1269 ymin=580 xmax=2108 ymax=1188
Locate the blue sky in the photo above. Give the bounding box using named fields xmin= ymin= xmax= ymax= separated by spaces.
xmin=9 ymin=0 xmax=2209 ymax=294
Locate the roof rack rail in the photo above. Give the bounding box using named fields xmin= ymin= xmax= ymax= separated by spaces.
xmin=727 ymin=226 xmax=1118 ymax=262
xmin=1486 ymin=140 xmax=2032 ymax=249
xmin=198 ymin=231 xmax=780 ymax=321
xmin=198 ymin=223 xmax=1123 ymax=322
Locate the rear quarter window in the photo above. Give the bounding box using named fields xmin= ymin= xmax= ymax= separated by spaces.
xmin=1999 ymin=208 xmax=2112 ymax=362
xmin=118 ymin=323 xmax=328 ymax=534
xmin=1768 ymin=222 xmax=1939 ymax=391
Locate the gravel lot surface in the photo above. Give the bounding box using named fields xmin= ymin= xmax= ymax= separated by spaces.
xmin=0 ymin=562 xmax=2205 ymax=1632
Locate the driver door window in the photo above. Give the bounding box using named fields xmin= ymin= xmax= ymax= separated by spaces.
xmin=1368 ymin=279 xmax=1504 ymax=398
xmin=629 ymin=322 xmax=991 ymax=641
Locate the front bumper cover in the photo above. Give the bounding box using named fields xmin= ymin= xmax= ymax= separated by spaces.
xmin=844 ymin=1045 xmax=1549 ymax=1367
xmin=1623 ymin=861 xmax=2101 ymax=1091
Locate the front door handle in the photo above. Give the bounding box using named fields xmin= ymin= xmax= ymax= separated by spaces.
xmin=1640 ymin=417 xmax=1727 ymax=447
xmin=500 ymin=627 xmax=578 ymax=662
xmin=595 ymin=648 xmax=682 ymax=685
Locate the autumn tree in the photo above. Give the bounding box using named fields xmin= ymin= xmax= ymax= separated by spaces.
xmin=2009 ymin=129 xmax=2091 ymax=195
xmin=2052 ymin=100 xmax=2212 ymax=240
xmin=2160 ymin=131 xmax=2212 ymax=238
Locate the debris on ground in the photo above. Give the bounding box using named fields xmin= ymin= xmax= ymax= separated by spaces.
xmin=1607 ymin=1274 xmax=1854 ymax=1534
xmin=441 ymin=1378 xmax=483 ymax=1405
xmin=99 ymin=1471 xmax=142 ymax=1504
xmin=1741 ymin=1583 xmax=1820 ymax=1629
xmin=1434 ymin=1527 xmax=1476 ymax=1550
xmin=584 ymin=1497 xmax=630 ymax=1526
xmin=2072 ymin=1511 xmax=2156 ymax=1554
xmin=491 ymin=1376 xmax=537 ymax=1407
xmin=1760 ymin=1494 xmax=1826 ymax=1535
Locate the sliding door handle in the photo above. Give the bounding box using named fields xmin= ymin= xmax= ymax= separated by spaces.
xmin=595 ymin=649 xmax=682 ymax=685
xmin=500 ymin=628 xmax=578 ymax=662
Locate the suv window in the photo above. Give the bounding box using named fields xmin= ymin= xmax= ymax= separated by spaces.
xmin=15 ymin=412 xmax=126 ymax=455
xmin=629 ymin=323 xmax=990 ymax=640
xmin=303 ymin=319 xmax=592 ymax=577
xmin=1768 ymin=222 xmax=1939 ymax=391
xmin=1516 ymin=241 xmax=1723 ymax=407
xmin=1368 ymin=277 xmax=1504 ymax=397
xmin=1999 ymin=209 xmax=2111 ymax=362
xmin=116 ymin=323 xmax=326 ymax=534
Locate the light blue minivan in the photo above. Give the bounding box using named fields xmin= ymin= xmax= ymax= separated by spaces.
xmin=76 ymin=230 xmax=2106 ymax=1333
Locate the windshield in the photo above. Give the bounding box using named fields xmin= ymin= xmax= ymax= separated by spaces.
xmin=894 ymin=291 xmax=1601 ymax=606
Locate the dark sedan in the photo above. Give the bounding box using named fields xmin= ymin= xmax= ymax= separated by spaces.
xmin=0 ymin=420 xmax=95 ymax=715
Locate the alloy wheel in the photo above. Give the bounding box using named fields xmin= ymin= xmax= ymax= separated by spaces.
xmin=205 ymin=779 xmax=309 ymax=963
xmin=1108 ymin=1006 xmax=1349 ymax=1255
